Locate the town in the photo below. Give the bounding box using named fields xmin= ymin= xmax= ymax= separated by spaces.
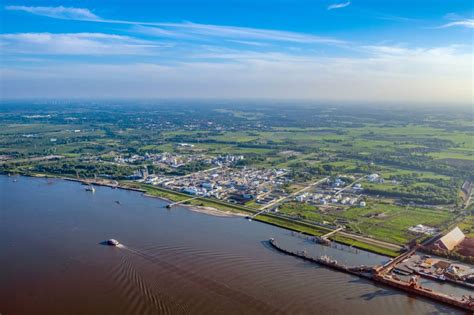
xmin=1 ymin=103 xmax=473 ymax=312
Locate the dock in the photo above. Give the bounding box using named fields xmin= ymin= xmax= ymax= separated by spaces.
xmin=268 ymin=238 xmax=474 ymax=312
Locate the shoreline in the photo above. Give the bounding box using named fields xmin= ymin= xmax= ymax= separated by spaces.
xmin=20 ymin=173 xmax=247 ymax=218
xmin=142 ymin=192 xmax=246 ymax=217
xmin=3 ymin=172 xmax=400 ymax=257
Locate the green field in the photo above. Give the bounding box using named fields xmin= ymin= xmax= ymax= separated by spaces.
xmin=1 ymin=103 xmax=472 ymax=257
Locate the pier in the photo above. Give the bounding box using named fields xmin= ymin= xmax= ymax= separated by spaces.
xmin=268 ymin=238 xmax=474 ymax=312
xmin=321 ymin=227 xmax=344 ymax=240
xmin=166 ymin=196 xmax=201 ymax=208
xmin=248 ymin=208 xmax=270 ymax=220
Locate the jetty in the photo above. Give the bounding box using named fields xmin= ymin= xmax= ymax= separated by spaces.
xmin=166 ymin=196 xmax=200 ymax=208
xmin=248 ymin=208 xmax=270 ymax=220
xmin=320 ymin=227 xmax=344 ymax=242
xmin=268 ymin=238 xmax=474 ymax=312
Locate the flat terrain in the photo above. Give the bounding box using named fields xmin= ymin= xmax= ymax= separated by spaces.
xmin=1 ymin=102 xmax=472 ymax=256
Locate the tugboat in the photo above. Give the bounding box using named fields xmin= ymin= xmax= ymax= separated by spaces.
xmin=107 ymin=239 xmax=120 ymax=246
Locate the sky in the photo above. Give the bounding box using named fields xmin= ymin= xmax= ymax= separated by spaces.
xmin=0 ymin=0 xmax=473 ymax=104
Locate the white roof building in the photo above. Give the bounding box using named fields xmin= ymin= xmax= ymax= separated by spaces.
xmin=435 ymin=227 xmax=465 ymax=251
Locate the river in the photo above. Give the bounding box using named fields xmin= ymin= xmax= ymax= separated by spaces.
xmin=0 ymin=176 xmax=466 ymax=314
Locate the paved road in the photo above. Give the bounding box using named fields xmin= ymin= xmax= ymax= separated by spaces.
xmin=259 ymin=177 xmax=329 ymax=210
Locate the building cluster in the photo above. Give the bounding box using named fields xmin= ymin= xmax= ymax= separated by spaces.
xmin=367 ymin=173 xmax=384 ymax=183
xmin=115 ymin=152 xmax=207 ymax=167
xmin=294 ymin=192 xmax=362 ymax=206
xmin=394 ymin=250 xmax=474 ymax=285
xmin=293 ymin=177 xmax=365 ymax=207
xmin=148 ymin=167 xmax=289 ymax=204
xmin=115 ymin=152 xmax=244 ymax=169
xmin=212 ymin=154 xmax=245 ymax=166
xmin=408 ymin=224 xmax=438 ymax=235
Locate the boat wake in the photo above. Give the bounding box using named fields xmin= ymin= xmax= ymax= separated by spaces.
xmin=108 ymin=246 xmax=190 ymax=314
xmin=114 ymin=243 xmax=280 ymax=314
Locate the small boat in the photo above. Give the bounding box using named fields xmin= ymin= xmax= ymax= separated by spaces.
xmin=107 ymin=239 xmax=120 ymax=246
xmin=85 ymin=185 xmax=95 ymax=193
xmin=115 ymin=200 xmax=121 ymax=205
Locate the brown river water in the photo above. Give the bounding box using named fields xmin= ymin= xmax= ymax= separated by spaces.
xmin=0 ymin=176 xmax=468 ymax=314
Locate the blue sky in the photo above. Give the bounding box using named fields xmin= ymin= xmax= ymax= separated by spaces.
xmin=1 ymin=0 xmax=473 ymax=104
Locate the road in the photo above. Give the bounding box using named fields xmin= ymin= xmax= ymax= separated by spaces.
xmin=164 ymin=165 xmax=223 ymax=184
xmin=259 ymin=177 xmax=329 ymax=211
xmin=334 ymin=175 xmax=368 ymax=196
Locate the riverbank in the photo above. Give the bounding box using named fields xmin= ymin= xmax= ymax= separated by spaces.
xmin=6 ymin=172 xmax=401 ymax=257
xmin=3 ymin=174 xmax=452 ymax=315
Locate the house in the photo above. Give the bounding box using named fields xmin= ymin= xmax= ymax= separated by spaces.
xmin=367 ymin=174 xmax=379 ymax=182
xmin=408 ymin=224 xmax=437 ymax=235
xmin=295 ymin=195 xmax=305 ymax=202
xmin=201 ymin=182 xmax=213 ymax=190
xmin=434 ymin=227 xmax=465 ymax=251
xmin=182 ymin=188 xmax=198 ymax=195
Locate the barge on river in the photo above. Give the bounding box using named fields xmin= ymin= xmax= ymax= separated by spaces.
xmin=268 ymin=238 xmax=474 ymax=312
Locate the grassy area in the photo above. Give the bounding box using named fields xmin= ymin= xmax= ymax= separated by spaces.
xmin=330 ymin=235 xmax=400 ymax=257
xmin=2 ymin=103 xmax=472 ymax=259
xmin=458 ymin=215 xmax=474 ymax=237
xmin=254 ymin=215 xmax=328 ymax=236
xmin=278 ymin=200 xmax=456 ymax=245
xmin=117 ymin=181 xmax=405 ymax=256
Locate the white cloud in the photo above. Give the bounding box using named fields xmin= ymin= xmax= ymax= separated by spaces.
xmin=2 ymin=5 xmax=472 ymax=104
xmin=327 ymin=1 xmax=351 ymax=11
xmin=226 ymin=40 xmax=268 ymax=47
xmin=6 ymin=5 xmax=343 ymax=45
xmin=0 ymin=33 xmax=158 ymax=55
xmin=439 ymin=19 xmax=474 ymax=29
xmin=152 ymin=22 xmax=345 ymax=44
xmin=2 ymin=45 xmax=471 ymax=105
xmin=5 ymin=5 xmax=99 ymax=20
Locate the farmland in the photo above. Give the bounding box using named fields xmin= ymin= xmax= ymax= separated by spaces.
xmin=1 ymin=101 xmax=472 ymax=255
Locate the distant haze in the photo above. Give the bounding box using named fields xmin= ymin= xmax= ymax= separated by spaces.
xmin=1 ymin=1 xmax=473 ymax=105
